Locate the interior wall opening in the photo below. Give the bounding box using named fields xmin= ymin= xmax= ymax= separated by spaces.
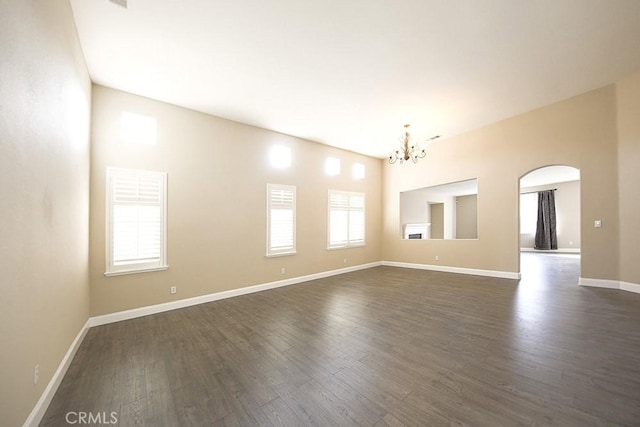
xmin=518 ymin=165 xmax=581 ymax=285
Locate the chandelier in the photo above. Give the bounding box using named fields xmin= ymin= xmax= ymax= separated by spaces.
xmin=388 ymin=124 xmax=439 ymax=164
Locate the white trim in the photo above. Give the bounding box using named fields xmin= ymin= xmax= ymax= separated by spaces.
xmin=23 ymin=319 xmax=91 ymax=427
xmin=382 ymin=261 xmax=520 ymax=280
xmin=25 ymin=263 xmax=381 ymax=424
xmin=326 ymin=243 xmax=366 ymax=251
xmin=90 ymin=262 xmax=382 ymax=326
xmin=104 ymin=265 xmax=169 ymax=277
xmin=265 ymin=251 xmax=297 ymax=258
xmin=26 ymin=265 xmax=638 ymax=427
xmin=520 ymin=248 xmax=580 ymax=253
xmin=620 ymin=281 xmax=640 ymax=294
xmin=579 ymin=277 xmax=621 ymax=289
xmin=579 ymin=277 xmax=640 ymax=294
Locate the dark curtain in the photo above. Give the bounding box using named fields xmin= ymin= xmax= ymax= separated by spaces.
xmin=534 ymin=190 xmax=557 ymax=250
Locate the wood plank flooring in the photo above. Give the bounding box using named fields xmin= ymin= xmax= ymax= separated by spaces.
xmin=41 ymin=254 xmax=640 ymax=426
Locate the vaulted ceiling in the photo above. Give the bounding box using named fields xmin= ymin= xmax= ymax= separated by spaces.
xmin=69 ymin=0 xmax=640 ymax=158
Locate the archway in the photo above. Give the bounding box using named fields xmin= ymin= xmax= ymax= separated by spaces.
xmin=518 ymin=165 xmax=581 ymax=282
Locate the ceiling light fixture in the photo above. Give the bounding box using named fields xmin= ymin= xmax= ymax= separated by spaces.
xmin=388 ymin=124 xmax=439 ymax=164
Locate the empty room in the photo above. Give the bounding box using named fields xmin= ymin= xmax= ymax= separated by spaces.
xmin=3 ymin=0 xmax=640 ymax=426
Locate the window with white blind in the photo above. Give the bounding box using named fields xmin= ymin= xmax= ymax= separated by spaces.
xmin=267 ymin=184 xmax=296 ymax=256
xmin=328 ymin=190 xmax=365 ymax=249
xmin=106 ymin=168 xmax=168 ymax=276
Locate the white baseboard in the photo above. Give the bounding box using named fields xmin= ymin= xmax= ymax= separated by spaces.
xmin=23 ymin=319 xmax=91 ymax=427
xmin=579 ymin=277 xmax=620 ymax=289
xmin=90 ymin=261 xmax=382 ymax=327
xmin=579 ymin=277 xmax=640 ymax=294
xmin=382 ymin=261 xmax=520 ymax=280
xmin=24 ymin=262 xmax=381 ymax=425
xmin=25 ymin=263 xmax=637 ymax=427
xmin=621 ymin=281 xmax=640 ymax=294
xmin=520 ymin=248 xmax=580 ymax=253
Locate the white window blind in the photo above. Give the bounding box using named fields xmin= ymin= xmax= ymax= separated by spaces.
xmin=106 ymin=168 xmax=167 ymax=275
xmin=328 ymin=190 xmax=365 ymax=249
xmin=267 ymin=184 xmax=296 ymax=256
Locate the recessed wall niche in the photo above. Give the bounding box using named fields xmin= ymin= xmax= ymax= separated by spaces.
xmin=400 ymin=178 xmax=478 ymax=240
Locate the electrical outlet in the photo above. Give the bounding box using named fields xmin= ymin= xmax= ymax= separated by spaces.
xmin=34 ymin=365 xmax=39 ymax=385
xmin=170 ymin=286 xmax=177 ymax=294
xmin=281 ymin=268 xmax=286 ymax=274
xmin=594 ymin=220 xmax=602 ymax=228
xmin=343 ymin=258 xmax=347 ymax=264
xmin=435 ymin=255 xmax=439 ymax=261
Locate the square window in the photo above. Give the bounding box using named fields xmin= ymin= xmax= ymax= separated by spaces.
xmin=269 ymin=145 xmax=292 ymax=169
xmin=120 ymin=111 xmax=157 ymax=145
xmin=325 ymin=157 xmax=341 ymax=176
xmin=352 ymin=163 xmax=365 ymax=179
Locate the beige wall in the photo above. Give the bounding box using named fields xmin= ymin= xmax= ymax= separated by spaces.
xmin=616 ymin=70 xmax=640 ymax=286
xmin=401 ymin=190 xmax=430 ymax=225
xmin=3 ymin=4 xmax=640 ymax=422
xmin=520 ymin=180 xmax=581 ymax=250
xmin=429 ymin=203 xmax=445 ymax=239
xmin=382 ymin=85 xmax=619 ymax=279
xmin=456 ymin=194 xmax=478 ymax=239
xmin=89 ymin=85 xmax=382 ymax=316
xmin=0 ymin=1 xmax=91 ymax=425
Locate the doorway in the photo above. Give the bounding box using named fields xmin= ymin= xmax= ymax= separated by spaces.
xmin=518 ymin=165 xmax=581 ymax=283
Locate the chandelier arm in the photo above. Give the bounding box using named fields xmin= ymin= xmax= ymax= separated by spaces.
xmin=388 ymin=123 xmax=431 ymax=165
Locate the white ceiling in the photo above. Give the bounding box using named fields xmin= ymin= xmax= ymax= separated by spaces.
xmin=69 ymin=0 xmax=640 ymax=158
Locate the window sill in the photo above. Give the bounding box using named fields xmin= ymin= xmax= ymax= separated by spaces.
xmin=327 ymin=243 xmax=366 ymax=250
xmin=266 ymin=251 xmax=297 ymax=258
xmin=105 ymin=265 xmax=169 ymax=277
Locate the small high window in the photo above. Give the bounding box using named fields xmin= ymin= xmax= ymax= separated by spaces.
xmin=352 ymin=163 xmax=365 ymax=179
xmin=120 ymin=111 xmax=157 ymax=145
xmin=269 ymin=145 xmax=291 ymax=169
xmin=325 ymin=157 xmax=341 ymax=176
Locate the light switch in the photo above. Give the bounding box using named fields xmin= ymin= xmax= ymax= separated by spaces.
xmin=594 ymin=220 xmax=602 ymax=228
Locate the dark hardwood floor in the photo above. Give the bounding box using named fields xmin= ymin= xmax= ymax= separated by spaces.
xmin=41 ymin=254 xmax=640 ymax=426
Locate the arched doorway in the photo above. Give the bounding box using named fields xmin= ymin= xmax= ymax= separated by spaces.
xmin=518 ymin=165 xmax=581 ymax=284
